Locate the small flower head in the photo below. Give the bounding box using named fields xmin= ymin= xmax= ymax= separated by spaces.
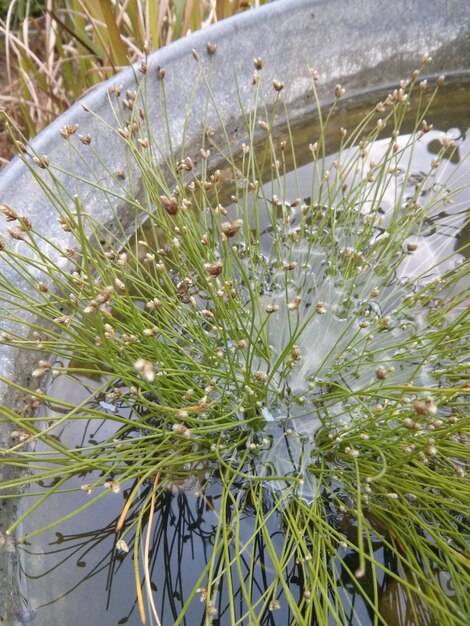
xmin=375 ymin=366 xmax=388 ymax=380
xmin=221 ymin=220 xmax=243 ymax=237
xmin=104 ymin=480 xmax=121 ymax=493
xmin=206 ymin=601 xmax=217 ymax=617
xmin=59 ymin=124 xmax=79 ymax=139
xmin=207 ymin=41 xmax=217 ymax=55
xmin=134 ymin=358 xmax=156 ymax=382
xmin=288 ymin=296 xmax=301 ymax=311
xmin=265 ymin=304 xmax=279 ymax=314
xmin=172 ymin=423 xmax=191 ymax=438
xmin=309 ymin=67 xmax=319 ymax=81
xmin=10 ymin=430 xmax=33 ymax=443
xmin=0 ymin=203 xmax=18 ymax=221
xmin=414 ymin=398 xmax=437 ymax=416
xmin=160 ymin=195 xmax=179 ymax=216
xmin=283 ymin=261 xmax=297 ymax=271
xmin=8 ymin=227 xmax=25 ymax=241
xmin=335 ymin=84 xmax=345 ymax=98
xmin=291 ymin=346 xmax=302 ymax=361
xmin=255 ymin=371 xmax=268 ymax=383
xmin=421 ymin=52 xmax=432 ymax=65
xmin=204 ymin=262 xmax=223 ymax=279
xmin=33 ymin=155 xmax=49 ymax=168
xmin=197 ymin=586 xmax=208 ymax=602
xmin=116 ymin=538 xmax=129 ymax=553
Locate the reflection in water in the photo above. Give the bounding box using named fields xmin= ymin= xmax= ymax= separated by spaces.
xmin=18 ymin=478 xmax=437 ymax=626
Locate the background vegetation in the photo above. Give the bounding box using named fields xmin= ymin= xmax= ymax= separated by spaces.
xmin=0 ymin=0 xmax=266 ymax=167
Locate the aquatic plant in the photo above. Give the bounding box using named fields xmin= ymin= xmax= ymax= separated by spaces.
xmin=0 ymin=53 xmax=469 ymax=625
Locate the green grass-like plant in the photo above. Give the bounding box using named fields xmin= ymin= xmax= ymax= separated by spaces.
xmin=0 ymin=55 xmax=469 ymax=625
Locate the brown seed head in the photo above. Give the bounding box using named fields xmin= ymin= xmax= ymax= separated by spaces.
xmin=33 ymin=155 xmax=49 ymax=169
xmin=283 ymin=261 xmax=297 ymax=271
xmin=221 ymin=219 xmax=243 ymax=237
xmin=291 ymin=346 xmax=302 ymax=361
xmin=335 ymin=84 xmax=345 ymax=98
xmin=0 ymin=203 xmax=17 ymax=221
xmin=375 ymin=366 xmax=387 ymax=380
xmin=160 ymin=195 xmax=179 ymax=216
xmin=204 ymin=262 xmax=223 ymax=278
xmin=59 ymin=124 xmax=79 ymax=139
xmin=255 ymin=371 xmax=268 ymax=383
xmin=107 ymin=85 xmax=121 ymax=97
xmin=18 ymin=216 xmax=32 ymax=231
xmin=413 ymin=398 xmax=437 ymax=416
xmin=54 ymin=314 xmax=71 ymax=324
